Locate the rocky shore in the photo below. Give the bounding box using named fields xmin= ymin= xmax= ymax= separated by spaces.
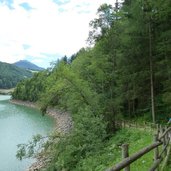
xmin=10 ymin=100 xmax=38 ymax=109
xmin=0 ymin=88 xmax=14 ymax=95
xmin=10 ymin=99 xmax=72 ymax=171
xmin=10 ymin=99 xmax=72 ymax=133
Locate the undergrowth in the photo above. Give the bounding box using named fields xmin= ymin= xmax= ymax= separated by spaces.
xmin=74 ymin=128 xmax=153 ymax=171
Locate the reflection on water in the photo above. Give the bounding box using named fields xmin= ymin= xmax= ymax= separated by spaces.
xmin=0 ymin=104 xmax=5 ymax=112
xmin=0 ymin=95 xmax=11 ymax=101
xmin=0 ymin=95 xmax=54 ymax=171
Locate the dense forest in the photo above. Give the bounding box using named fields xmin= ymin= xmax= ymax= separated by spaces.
xmin=0 ymin=61 xmax=32 ymax=89
xmin=12 ymin=0 xmax=171 ymax=170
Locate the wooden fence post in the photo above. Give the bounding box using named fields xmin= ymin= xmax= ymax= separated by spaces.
xmin=162 ymin=129 xmax=167 ymax=157
xmin=165 ymin=130 xmax=169 ymax=143
xmin=154 ymin=134 xmax=159 ymax=171
xmin=168 ymin=129 xmax=171 ymax=142
xmin=159 ymin=125 xmax=163 ymax=137
xmin=122 ymin=144 xmax=130 ymax=171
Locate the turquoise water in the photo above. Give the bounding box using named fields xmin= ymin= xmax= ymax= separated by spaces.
xmin=0 ymin=95 xmax=54 ymax=171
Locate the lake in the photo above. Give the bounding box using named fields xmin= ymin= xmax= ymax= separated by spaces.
xmin=0 ymin=95 xmax=54 ymax=171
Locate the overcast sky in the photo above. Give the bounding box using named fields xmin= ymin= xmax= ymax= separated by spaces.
xmin=0 ymin=0 xmax=115 ymax=68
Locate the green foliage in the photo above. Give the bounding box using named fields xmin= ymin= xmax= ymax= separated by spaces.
xmin=13 ymin=0 xmax=171 ymax=170
xmin=88 ymin=3 xmax=114 ymax=44
xmin=47 ymin=108 xmax=106 ymax=171
xmin=12 ymin=71 xmax=48 ymax=102
xmin=13 ymin=0 xmax=171 ymax=126
xmin=16 ymin=134 xmax=44 ymax=160
xmin=39 ymin=62 xmax=101 ymax=115
xmin=61 ymin=128 xmax=152 ymax=171
xmin=0 ymin=61 xmax=32 ymax=89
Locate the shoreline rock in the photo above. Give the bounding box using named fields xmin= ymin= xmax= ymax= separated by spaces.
xmin=46 ymin=108 xmax=72 ymax=133
xmin=0 ymin=88 xmax=14 ymax=95
xmin=10 ymin=99 xmax=72 ymax=133
xmin=10 ymin=99 xmax=38 ymax=109
xmin=10 ymin=99 xmax=72 ymax=171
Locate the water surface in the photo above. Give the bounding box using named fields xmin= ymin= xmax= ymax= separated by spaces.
xmin=0 ymin=95 xmax=54 ymax=171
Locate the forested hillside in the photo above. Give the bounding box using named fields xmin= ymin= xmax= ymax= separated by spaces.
xmin=13 ymin=0 xmax=171 ymax=170
xmin=0 ymin=61 xmax=32 ymax=89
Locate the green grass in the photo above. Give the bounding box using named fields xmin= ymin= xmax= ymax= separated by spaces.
xmin=109 ymin=128 xmax=154 ymax=171
xmin=128 ymin=130 xmax=154 ymax=171
xmin=74 ymin=128 xmax=154 ymax=171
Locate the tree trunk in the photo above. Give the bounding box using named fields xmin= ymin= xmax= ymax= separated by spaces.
xmin=149 ymin=22 xmax=155 ymax=123
xmin=164 ymin=40 xmax=170 ymax=80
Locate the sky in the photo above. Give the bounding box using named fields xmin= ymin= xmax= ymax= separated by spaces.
xmin=0 ymin=0 xmax=115 ymax=68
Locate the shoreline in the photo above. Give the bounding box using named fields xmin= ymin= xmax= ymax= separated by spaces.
xmin=10 ymin=99 xmax=72 ymax=133
xmin=0 ymin=88 xmax=14 ymax=95
xmin=10 ymin=99 xmax=39 ymax=109
xmin=10 ymin=99 xmax=72 ymax=171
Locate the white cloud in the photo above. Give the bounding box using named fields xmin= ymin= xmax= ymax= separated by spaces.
xmin=0 ymin=0 xmax=115 ymax=68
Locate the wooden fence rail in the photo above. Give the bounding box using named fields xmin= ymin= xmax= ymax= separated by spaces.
xmin=114 ymin=120 xmax=158 ymax=131
xmin=106 ymin=126 xmax=171 ymax=171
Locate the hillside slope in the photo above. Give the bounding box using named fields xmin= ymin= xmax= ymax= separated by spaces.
xmin=14 ymin=60 xmax=44 ymax=71
xmin=0 ymin=61 xmax=32 ymax=88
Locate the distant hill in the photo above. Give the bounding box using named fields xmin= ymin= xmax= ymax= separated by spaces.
xmin=14 ymin=60 xmax=44 ymax=71
xmin=0 ymin=61 xmax=33 ymax=89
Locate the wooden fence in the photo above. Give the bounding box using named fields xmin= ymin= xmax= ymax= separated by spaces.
xmin=114 ymin=120 xmax=158 ymax=131
xmin=106 ymin=126 xmax=171 ymax=171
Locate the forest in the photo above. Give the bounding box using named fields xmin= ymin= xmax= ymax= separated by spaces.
xmin=0 ymin=61 xmax=32 ymax=89
xmin=12 ymin=0 xmax=171 ymax=170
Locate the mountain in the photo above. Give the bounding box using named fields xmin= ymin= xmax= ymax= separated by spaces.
xmin=13 ymin=60 xmax=44 ymax=71
xmin=0 ymin=61 xmax=33 ymax=89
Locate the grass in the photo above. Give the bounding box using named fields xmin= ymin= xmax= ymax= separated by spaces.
xmin=109 ymin=128 xmax=154 ymax=171
xmin=128 ymin=130 xmax=154 ymax=171
xmin=74 ymin=128 xmax=155 ymax=171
